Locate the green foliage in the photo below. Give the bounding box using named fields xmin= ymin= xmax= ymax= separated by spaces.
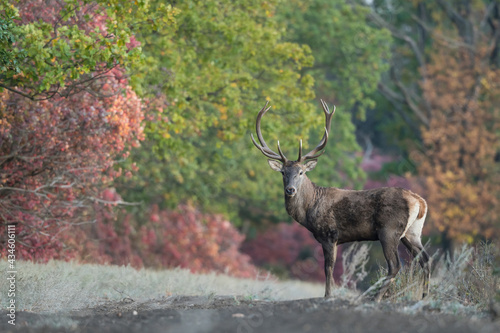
xmin=277 ymin=0 xmax=392 ymax=119
xmin=0 ymin=3 xmax=23 ymax=74
xmin=118 ymin=0 xmax=390 ymax=227
xmin=120 ymin=0 xmax=318 ymax=225
xmin=0 ymin=0 xmax=176 ymax=99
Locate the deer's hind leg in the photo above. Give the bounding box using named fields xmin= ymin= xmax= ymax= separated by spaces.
xmin=374 ymin=230 xmax=401 ymax=302
xmin=401 ymin=236 xmax=431 ymax=298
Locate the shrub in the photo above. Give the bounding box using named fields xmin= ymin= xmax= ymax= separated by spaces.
xmin=62 ymin=202 xmax=261 ymax=279
xmin=0 ymin=79 xmax=143 ymax=261
xmin=242 ymin=222 xmax=343 ymax=282
xmin=137 ymin=204 xmax=260 ymax=278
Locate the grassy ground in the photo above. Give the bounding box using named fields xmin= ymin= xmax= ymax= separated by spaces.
xmin=1 ymin=243 xmax=498 ymax=317
xmin=0 ymin=260 xmax=336 ymax=313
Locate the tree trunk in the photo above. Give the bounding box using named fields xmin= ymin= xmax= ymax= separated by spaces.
xmin=441 ymin=229 xmax=457 ymax=258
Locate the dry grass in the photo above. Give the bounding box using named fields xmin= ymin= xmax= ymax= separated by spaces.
xmin=340 ymin=243 xmax=371 ymax=289
xmin=373 ymin=242 xmax=500 ymax=314
xmin=1 ymin=243 xmax=498 ymax=316
xmin=0 ymin=260 xmax=353 ymax=313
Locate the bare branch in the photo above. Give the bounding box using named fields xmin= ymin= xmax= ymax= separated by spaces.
xmin=377 ymin=81 xmax=423 ymax=136
xmin=390 ymin=68 xmax=429 ymax=127
xmin=436 ymin=0 xmax=474 ymax=45
xmin=367 ymin=10 xmax=427 ymax=75
xmin=410 ymin=14 xmax=476 ymax=51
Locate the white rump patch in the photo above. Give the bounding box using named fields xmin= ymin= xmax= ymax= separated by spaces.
xmin=401 ymin=201 xmax=420 ymax=239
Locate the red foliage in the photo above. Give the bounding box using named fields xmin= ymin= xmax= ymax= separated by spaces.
xmin=242 ymin=223 xmax=343 ymax=282
xmin=0 ymin=0 xmax=145 ymax=260
xmin=64 ymin=203 xmax=260 ymax=278
xmin=137 ymin=205 xmax=259 ymax=278
xmin=63 ymin=191 xmax=144 ymax=269
xmin=0 ymin=73 xmax=143 ymax=260
xmin=17 ymin=0 xmax=106 ymax=29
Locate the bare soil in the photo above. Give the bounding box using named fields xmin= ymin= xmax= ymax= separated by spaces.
xmin=2 ymin=296 xmax=500 ymax=333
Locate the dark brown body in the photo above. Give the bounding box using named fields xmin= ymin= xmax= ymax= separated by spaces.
xmin=251 ymin=100 xmax=430 ymax=301
xmin=282 ymin=167 xmax=430 ymax=301
xmin=287 ymin=182 xmax=412 ymax=244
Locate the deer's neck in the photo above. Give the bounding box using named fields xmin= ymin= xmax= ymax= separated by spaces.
xmin=285 ymin=176 xmax=317 ymax=226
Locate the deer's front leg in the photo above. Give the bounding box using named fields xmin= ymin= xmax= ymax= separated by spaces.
xmin=321 ymin=240 xmax=337 ymax=297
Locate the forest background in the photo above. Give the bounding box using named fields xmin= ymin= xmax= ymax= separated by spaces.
xmin=0 ymin=0 xmax=499 ymax=283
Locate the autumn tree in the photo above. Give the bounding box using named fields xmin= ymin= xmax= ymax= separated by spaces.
xmin=359 ymin=0 xmax=500 ymax=248
xmin=415 ymin=46 xmax=499 ymax=247
xmin=0 ymin=0 xmax=174 ymax=260
xmin=67 ymin=201 xmax=261 ymax=278
xmin=0 ymin=74 xmax=145 ymax=260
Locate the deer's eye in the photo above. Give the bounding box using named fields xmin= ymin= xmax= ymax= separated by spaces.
xmin=299 ymin=171 xmax=304 ymax=175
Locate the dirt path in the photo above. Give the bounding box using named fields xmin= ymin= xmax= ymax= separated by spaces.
xmin=2 ymin=296 xmax=499 ymax=333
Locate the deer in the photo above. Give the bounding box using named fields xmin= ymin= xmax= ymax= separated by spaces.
xmin=251 ymin=100 xmax=431 ymax=302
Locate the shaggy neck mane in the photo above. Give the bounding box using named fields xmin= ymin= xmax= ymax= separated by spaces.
xmin=284 ymin=176 xmax=321 ymax=226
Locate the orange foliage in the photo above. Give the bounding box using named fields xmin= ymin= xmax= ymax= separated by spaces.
xmin=415 ymin=46 xmax=500 ymax=243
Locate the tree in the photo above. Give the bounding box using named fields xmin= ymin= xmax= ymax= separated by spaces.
xmin=0 ymin=0 xmax=174 ymax=260
xmin=117 ymin=0 xmax=391 ymax=230
xmin=0 ymin=0 xmax=175 ymax=100
xmin=277 ymin=0 xmax=392 ymax=118
xmin=359 ymin=0 xmax=500 ymax=248
xmin=415 ymin=46 xmax=499 ymax=246
xmin=118 ymin=0 xmax=316 ymax=226
xmin=0 ymin=74 xmax=144 ymax=260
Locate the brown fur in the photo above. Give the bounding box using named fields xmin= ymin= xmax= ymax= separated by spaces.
xmin=273 ymin=161 xmax=430 ymax=300
xmin=252 ymin=101 xmax=430 ymax=301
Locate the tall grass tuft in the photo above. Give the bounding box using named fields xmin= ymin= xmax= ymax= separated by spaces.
xmin=340 ymin=243 xmax=371 ymax=289
xmin=378 ymin=242 xmax=499 ymax=312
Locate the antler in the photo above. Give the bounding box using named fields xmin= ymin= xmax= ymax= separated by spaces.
xmin=251 ymin=101 xmax=288 ymax=162
xmin=298 ymin=99 xmax=335 ymax=162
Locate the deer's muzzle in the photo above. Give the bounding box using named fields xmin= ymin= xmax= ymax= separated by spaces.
xmin=285 ymin=186 xmax=297 ymax=197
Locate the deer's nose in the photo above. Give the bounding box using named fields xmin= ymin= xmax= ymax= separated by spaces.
xmin=285 ymin=186 xmax=297 ymax=196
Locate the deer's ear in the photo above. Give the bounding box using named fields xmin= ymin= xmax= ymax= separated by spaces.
xmin=304 ymin=160 xmax=318 ymax=172
xmin=268 ymin=160 xmax=283 ymax=172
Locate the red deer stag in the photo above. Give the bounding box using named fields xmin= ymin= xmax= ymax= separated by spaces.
xmin=251 ymin=100 xmax=430 ymax=301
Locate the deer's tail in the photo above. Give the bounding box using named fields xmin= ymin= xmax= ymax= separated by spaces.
xmin=414 ymin=194 xmax=427 ymax=219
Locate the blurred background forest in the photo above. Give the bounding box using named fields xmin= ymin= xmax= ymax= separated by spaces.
xmin=0 ymin=0 xmax=499 ymax=283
